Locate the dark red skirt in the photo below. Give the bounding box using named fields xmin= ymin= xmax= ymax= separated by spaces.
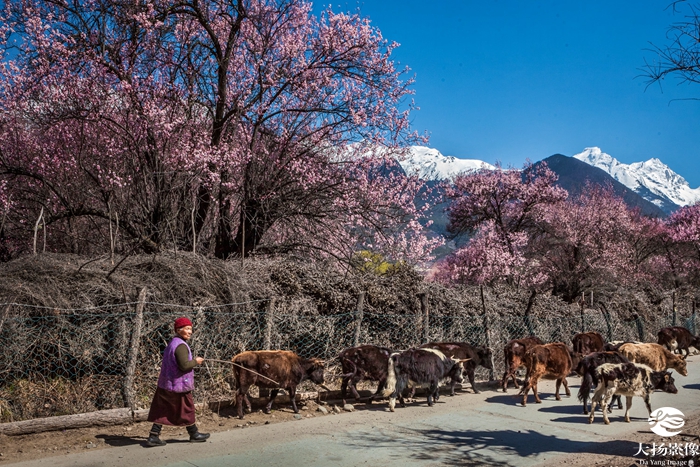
xmin=147 ymin=387 xmax=196 ymax=426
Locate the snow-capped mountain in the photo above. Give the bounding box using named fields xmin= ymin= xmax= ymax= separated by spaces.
xmin=399 ymin=146 xmax=495 ymax=180
xmin=573 ymin=147 xmax=700 ymax=212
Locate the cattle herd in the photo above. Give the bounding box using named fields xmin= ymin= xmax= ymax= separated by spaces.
xmin=228 ymin=326 xmax=698 ymax=425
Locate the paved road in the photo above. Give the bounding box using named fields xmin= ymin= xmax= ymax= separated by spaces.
xmin=13 ymin=355 xmax=700 ymax=467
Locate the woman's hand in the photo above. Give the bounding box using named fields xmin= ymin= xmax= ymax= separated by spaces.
xmin=195 ymin=357 xmax=204 ymax=365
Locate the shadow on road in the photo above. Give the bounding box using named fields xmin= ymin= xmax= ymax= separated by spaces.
xmin=484 ymin=394 xmax=523 ymax=405
xmin=95 ymin=434 xmax=144 ymax=447
xmin=536 ymin=404 xmax=586 ymax=415
xmin=684 ymin=383 xmax=700 ymax=390
xmin=551 ymin=415 xmax=648 ymax=424
xmin=346 ymin=426 xmax=638 ymax=466
xmin=485 ymin=394 xmax=576 ymax=406
xmin=96 ymin=434 xmax=195 ymax=448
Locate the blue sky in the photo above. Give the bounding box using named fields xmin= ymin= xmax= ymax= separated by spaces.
xmin=321 ymin=0 xmax=700 ymax=187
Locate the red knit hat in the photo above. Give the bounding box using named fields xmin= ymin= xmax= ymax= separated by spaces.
xmin=174 ymin=317 xmax=192 ymax=330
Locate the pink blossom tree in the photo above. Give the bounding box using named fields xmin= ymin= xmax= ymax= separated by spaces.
xmin=534 ymin=184 xmax=667 ymax=302
xmin=435 ymin=167 xmax=669 ymax=303
xmin=664 ymin=203 xmax=700 ymax=286
xmin=0 ymin=0 xmax=438 ymax=263
xmin=435 ymin=162 xmax=566 ymax=287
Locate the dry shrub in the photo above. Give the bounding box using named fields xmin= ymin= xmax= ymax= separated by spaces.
xmin=0 ymin=375 xmax=123 ymax=422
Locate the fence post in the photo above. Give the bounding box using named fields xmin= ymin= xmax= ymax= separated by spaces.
xmin=122 ymin=287 xmax=146 ymax=412
xmin=480 ymin=286 xmax=495 ymax=381
xmin=599 ymin=302 xmax=613 ymax=342
xmin=417 ymin=292 xmax=429 ymax=343
xmin=353 ymin=292 xmax=365 ymax=347
xmin=264 ymin=298 xmax=275 ymax=350
xmin=691 ymin=299 xmax=697 ymax=335
xmin=672 ymin=291 xmax=677 ymax=326
xmin=0 ymin=302 xmax=11 ymax=336
xmin=635 ymin=315 xmax=645 ymax=342
xmin=523 ymin=290 xmax=536 ymax=337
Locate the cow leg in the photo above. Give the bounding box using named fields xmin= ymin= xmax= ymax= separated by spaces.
xmin=520 ymin=380 xmax=532 ymax=406
xmin=236 ymin=385 xmax=250 ymax=420
xmin=601 ymin=398 xmax=611 ymax=425
xmin=340 ymin=377 xmax=349 ymax=405
xmin=555 ymin=378 xmax=562 ymax=401
xmin=288 ymin=386 xmax=299 ymax=413
xmin=408 ymin=386 xmax=416 ymax=401
xmin=389 ymin=389 xmax=407 ymax=412
xmin=588 ymin=400 xmax=597 ymax=423
xmin=389 ymin=390 xmax=403 ymax=412
xmin=533 ymin=381 xmax=542 ymax=403
xmin=264 ymin=389 xmax=280 ymax=414
xmin=606 ymin=395 xmax=615 ymax=413
xmin=624 ymin=396 xmax=634 ymax=423
xmin=243 ymin=393 xmax=252 ymax=414
xmin=643 ymin=394 xmax=652 ymax=418
xmin=589 ymin=384 xmax=605 ymax=423
xmin=602 ymin=386 xmax=618 ymax=424
xmin=426 ymin=389 xmax=433 ymax=407
xmin=562 ymin=377 xmax=570 ymax=397
xmin=467 ymin=369 xmax=479 ymax=394
xmin=398 ymin=390 xmax=406 ymax=407
xmin=369 ymin=380 xmax=387 ymax=404
xmin=349 ymin=377 xmax=362 ymax=402
xmin=609 ymin=394 xmax=622 ymax=411
xmin=449 ymin=378 xmax=457 ymax=396
xmin=501 ymin=370 xmax=509 ymax=392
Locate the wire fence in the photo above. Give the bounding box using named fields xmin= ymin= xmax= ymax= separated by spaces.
xmin=0 ymin=293 xmax=697 ymax=423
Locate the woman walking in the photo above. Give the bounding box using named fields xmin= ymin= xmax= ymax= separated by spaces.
xmin=145 ymin=317 xmax=210 ymax=447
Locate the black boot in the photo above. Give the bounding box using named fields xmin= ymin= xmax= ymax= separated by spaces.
xmin=145 ymin=424 xmax=166 ymax=447
xmin=187 ymin=424 xmax=210 ymax=443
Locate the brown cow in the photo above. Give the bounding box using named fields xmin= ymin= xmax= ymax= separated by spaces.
xmin=657 ymin=326 xmax=700 ymax=357
xmin=231 ymin=350 xmax=325 ymax=419
xmin=519 ymin=342 xmax=572 ymax=406
xmin=572 ymin=332 xmax=605 ymax=356
xmin=618 ymin=343 xmax=688 ymax=376
xmin=420 ymin=342 xmax=493 ymax=394
xmin=338 ymin=345 xmax=392 ymax=405
xmin=501 ymin=337 xmax=544 ymax=392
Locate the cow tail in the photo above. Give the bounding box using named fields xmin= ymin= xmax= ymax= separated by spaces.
xmin=340 ymin=357 xmax=357 ymax=379
xmin=228 ymin=363 xmax=240 ymax=393
xmin=578 ymin=372 xmax=592 ymax=403
xmin=383 ymin=354 xmax=398 ymax=397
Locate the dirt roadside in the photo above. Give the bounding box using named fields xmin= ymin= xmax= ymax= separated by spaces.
xmin=0 ymin=398 xmax=337 ymax=464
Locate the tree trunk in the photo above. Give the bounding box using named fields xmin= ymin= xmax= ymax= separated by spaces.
xmin=353 ymin=292 xmax=365 ymax=347
xmin=523 ymin=290 xmax=537 ymax=336
xmin=0 ymin=408 xmax=150 ymax=436
xmin=122 ymin=288 xmax=147 ymax=411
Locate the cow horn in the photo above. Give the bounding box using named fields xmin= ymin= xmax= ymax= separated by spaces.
xmin=458 ymin=358 xmax=471 ymax=362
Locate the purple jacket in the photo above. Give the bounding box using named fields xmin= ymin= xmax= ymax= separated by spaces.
xmin=157 ymin=336 xmax=195 ymax=393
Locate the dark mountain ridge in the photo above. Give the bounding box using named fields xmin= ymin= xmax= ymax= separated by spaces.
xmin=537 ymin=154 xmax=667 ymax=218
